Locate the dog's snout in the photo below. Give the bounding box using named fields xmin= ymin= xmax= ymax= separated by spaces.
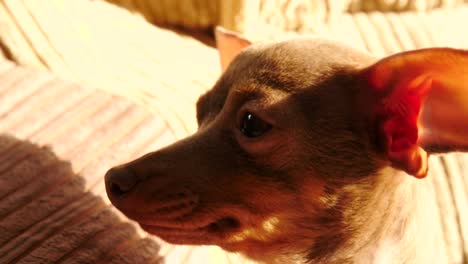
xmin=105 ymin=167 xmax=139 ymax=197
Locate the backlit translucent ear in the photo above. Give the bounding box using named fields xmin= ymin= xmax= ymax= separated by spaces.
xmin=360 ymin=48 xmax=468 ymax=178
xmin=214 ymin=26 xmax=252 ymax=72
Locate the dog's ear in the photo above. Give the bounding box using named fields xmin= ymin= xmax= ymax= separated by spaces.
xmin=360 ymin=48 xmax=468 ymax=178
xmin=214 ymin=26 xmax=252 ymax=72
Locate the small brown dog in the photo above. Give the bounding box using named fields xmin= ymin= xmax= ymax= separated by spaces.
xmin=105 ymin=28 xmax=468 ymax=263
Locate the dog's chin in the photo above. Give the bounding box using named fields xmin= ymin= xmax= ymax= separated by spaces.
xmin=139 ymin=216 xmax=242 ymax=245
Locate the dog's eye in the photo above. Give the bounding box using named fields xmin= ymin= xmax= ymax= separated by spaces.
xmin=240 ymin=112 xmax=271 ymax=138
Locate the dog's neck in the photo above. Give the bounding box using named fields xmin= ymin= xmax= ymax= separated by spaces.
xmin=308 ymin=166 xmax=440 ymax=264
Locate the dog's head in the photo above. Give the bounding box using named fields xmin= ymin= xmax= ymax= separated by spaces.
xmin=106 ymin=28 xmax=466 ymax=262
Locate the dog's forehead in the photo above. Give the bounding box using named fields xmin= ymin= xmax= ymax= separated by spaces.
xmin=196 ymin=38 xmax=374 ymax=123
xmin=243 ymin=39 xmax=371 ymax=75
xmin=223 ymin=38 xmax=375 ymax=92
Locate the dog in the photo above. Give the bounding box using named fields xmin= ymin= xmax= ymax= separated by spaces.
xmin=105 ymin=27 xmax=468 ymax=263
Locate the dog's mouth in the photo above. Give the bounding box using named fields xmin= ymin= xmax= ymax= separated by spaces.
xmin=114 ymin=194 xmax=250 ymax=245
xmin=139 ymin=216 xmax=242 ymax=244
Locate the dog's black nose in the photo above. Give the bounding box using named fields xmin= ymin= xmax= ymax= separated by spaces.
xmin=105 ymin=167 xmax=139 ymax=197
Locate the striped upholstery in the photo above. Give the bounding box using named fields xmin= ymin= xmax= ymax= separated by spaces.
xmin=104 ymin=0 xmax=467 ymax=33
xmin=0 ymin=61 xmax=166 ymax=263
xmin=0 ymin=0 xmax=467 ymax=263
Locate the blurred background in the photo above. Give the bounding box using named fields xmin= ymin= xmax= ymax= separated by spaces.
xmin=0 ymin=0 xmax=467 ymax=263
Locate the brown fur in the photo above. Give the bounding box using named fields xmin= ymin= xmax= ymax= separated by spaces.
xmin=105 ymin=35 xmax=467 ymax=263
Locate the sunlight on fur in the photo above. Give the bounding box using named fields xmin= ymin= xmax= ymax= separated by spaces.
xmin=228 ymin=217 xmax=280 ymax=243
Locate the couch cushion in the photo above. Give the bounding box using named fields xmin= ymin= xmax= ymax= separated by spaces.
xmin=104 ymin=0 xmax=466 ymax=33
xmin=0 ymin=0 xmax=221 ymax=139
xmin=0 ymin=60 xmax=168 ymax=263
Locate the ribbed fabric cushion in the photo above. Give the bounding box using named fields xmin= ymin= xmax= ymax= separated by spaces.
xmin=241 ymin=4 xmax=468 ymax=43
xmin=0 ymin=0 xmax=220 ymax=139
xmin=104 ymin=0 xmax=467 ymax=32
xmin=348 ymin=0 xmax=467 ymax=11
xmin=0 ymin=61 xmax=168 ymax=263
